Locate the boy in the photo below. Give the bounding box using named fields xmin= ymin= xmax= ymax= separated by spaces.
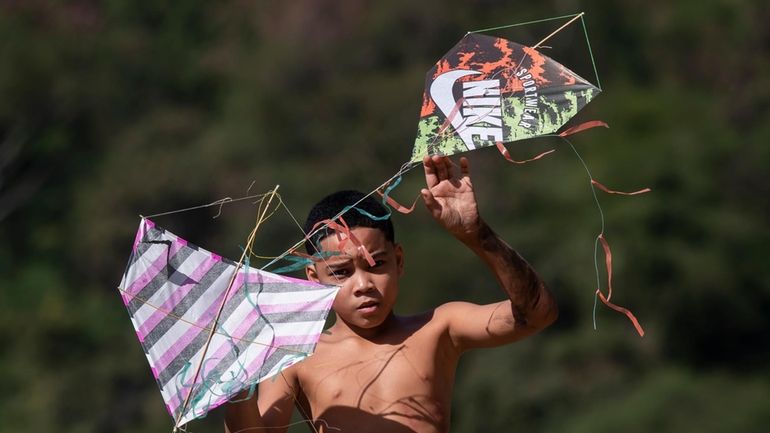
xmin=225 ymin=155 xmax=558 ymax=433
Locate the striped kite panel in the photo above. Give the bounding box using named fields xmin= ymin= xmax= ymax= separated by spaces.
xmin=118 ymin=218 xmax=338 ymax=426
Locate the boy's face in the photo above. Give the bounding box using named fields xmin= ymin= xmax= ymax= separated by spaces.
xmin=306 ymin=227 xmax=403 ymax=332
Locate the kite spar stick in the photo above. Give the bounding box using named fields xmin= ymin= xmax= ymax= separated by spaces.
xmin=531 ymin=12 xmax=584 ymax=49
xmin=172 ymin=185 xmax=281 ymax=431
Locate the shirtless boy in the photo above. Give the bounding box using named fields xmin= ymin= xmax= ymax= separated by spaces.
xmin=225 ymin=155 xmax=558 ymax=433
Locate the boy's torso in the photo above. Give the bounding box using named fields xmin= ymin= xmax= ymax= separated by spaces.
xmin=293 ymin=311 xmax=459 ymax=433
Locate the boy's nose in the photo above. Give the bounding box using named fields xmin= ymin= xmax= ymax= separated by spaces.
xmin=352 ymin=271 xmax=376 ymax=295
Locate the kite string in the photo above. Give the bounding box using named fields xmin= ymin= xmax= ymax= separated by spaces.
xmin=470 ymin=11 xmax=600 ymax=87
xmin=267 ymin=188 xmax=380 ymax=286
xmin=469 ymin=12 xmax=583 ymax=34
xmin=267 ymin=195 xmax=346 ymax=280
xmin=579 ymin=14 xmax=602 ymax=90
xmin=143 ymin=193 xmax=270 ymax=219
xmin=242 ymin=192 xmax=286 ymax=260
xmin=471 ymin=11 xmax=603 ymax=102
xmin=259 ymin=161 xmax=419 ymax=273
xmin=559 ymin=138 xmax=606 ymax=330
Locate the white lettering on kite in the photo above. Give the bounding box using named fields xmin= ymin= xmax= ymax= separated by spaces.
xmin=431 ymin=70 xmax=503 ymax=150
xmin=516 ymin=68 xmax=540 ymax=131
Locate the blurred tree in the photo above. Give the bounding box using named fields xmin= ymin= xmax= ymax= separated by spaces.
xmin=1 ymin=1 xmax=768 ymax=432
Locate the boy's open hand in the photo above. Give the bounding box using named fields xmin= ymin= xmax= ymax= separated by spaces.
xmin=421 ymin=155 xmax=482 ymax=240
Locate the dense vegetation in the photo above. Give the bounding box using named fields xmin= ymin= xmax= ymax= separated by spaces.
xmin=1 ymin=1 xmax=768 ymax=432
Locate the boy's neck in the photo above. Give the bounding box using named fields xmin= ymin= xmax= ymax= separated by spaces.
xmin=330 ymin=312 xmax=399 ymax=341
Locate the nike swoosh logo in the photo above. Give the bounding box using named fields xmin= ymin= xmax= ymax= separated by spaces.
xmin=430 ymin=69 xmax=481 ymax=149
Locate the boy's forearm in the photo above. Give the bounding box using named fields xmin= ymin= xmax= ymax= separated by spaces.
xmin=460 ymin=221 xmax=557 ymax=327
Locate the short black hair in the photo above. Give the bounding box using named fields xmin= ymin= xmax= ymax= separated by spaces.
xmin=304 ymin=190 xmax=394 ymax=254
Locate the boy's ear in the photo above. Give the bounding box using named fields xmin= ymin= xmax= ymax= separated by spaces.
xmin=306 ymin=263 xmax=320 ymax=283
xmin=395 ymin=243 xmax=404 ymax=277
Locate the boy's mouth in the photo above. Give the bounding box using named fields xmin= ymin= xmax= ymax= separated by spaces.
xmin=356 ymin=300 xmax=379 ymax=314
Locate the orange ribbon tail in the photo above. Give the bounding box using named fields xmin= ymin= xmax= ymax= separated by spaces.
xmin=308 ymin=217 xmax=376 ymax=267
xmin=559 ymin=120 xmax=609 ymax=137
xmin=596 ymin=233 xmax=645 ymax=337
xmin=591 ymin=179 xmax=651 ymax=196
xmin=495 ymin=141 xmax=555 ymax=164
xmin=376 ymin=190 xmax=418 ymax=214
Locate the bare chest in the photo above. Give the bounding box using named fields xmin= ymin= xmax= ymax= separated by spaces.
xmin=296 ymin=327 xmax=457 ymax=432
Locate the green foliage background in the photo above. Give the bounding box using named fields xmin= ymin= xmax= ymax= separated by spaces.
xmin=1 ymin=1 xmax=768 ymax=432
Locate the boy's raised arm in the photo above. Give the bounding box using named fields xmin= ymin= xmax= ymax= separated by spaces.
xmin=421 ymin=155 xmax=558 ymax=351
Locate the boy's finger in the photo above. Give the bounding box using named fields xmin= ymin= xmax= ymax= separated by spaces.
xmin=459 ymin=157 xmax=470 ymax=176
xmin=421 ymin=188 xmax=440 ymax=213
xmin=445 ymin=156 xmax=456 ymax=179
xmin=434 ymin=155 xmax=449 ymax=181
xmin=423 ymin=155 xmax=438 ymax=187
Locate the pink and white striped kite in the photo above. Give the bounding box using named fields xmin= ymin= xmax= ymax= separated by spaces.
xmin=118 ymin=218 xmax=338 ymax=427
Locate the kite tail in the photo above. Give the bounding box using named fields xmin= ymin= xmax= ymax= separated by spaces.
xmin=595 ymin=233 xmax=645 ymax=337
xmin=558 ymin=120 xmax=608 ymax=137
xmin=558 ymin=123 xmax=648 ymax=337
xmin=495 ymin=141 xmax=556 ymax=164
xmin=591 ymin=179 xmax=651 ymax=196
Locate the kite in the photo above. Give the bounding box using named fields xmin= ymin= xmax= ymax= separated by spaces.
xmin=118 ymin=217 xmax=339 ymax=428
xmin=412 ymin=31 xmax=600 ymax=162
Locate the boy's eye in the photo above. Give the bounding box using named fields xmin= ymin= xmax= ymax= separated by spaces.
xmin=329 ymin=269 xmax=350 ymax=278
